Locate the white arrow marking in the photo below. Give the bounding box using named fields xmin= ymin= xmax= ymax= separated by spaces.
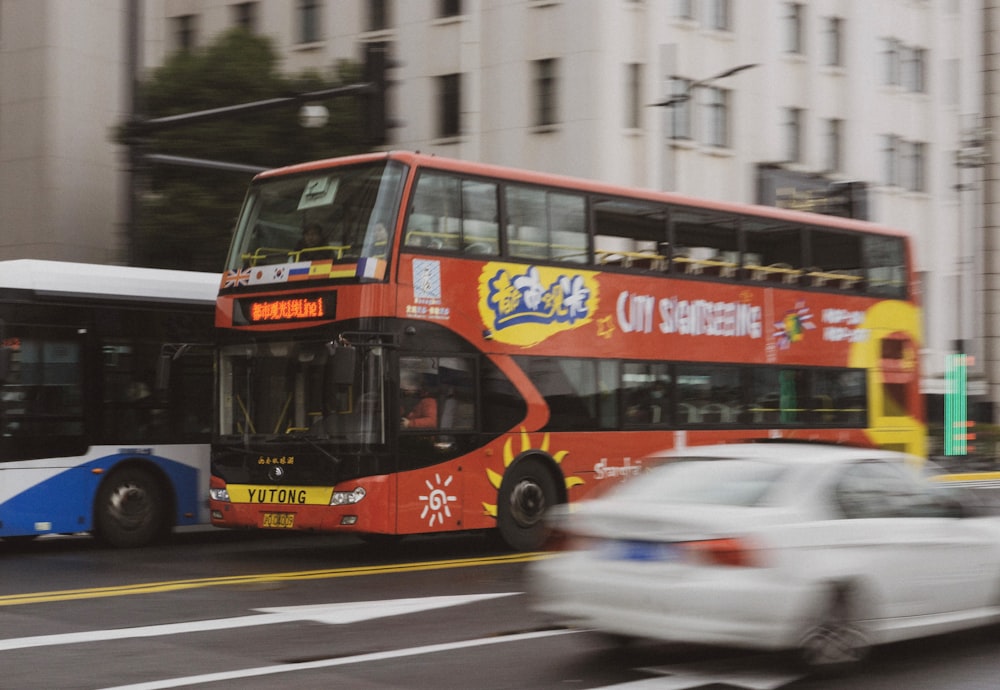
xmin=101 ymin=628 xmax=580 ymax=690
xmin=0 ymin=592 xmax=519 ymax=652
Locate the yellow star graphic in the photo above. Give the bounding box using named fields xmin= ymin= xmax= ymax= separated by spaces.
xmin=597 ymin=315 xmax=616 ymax=339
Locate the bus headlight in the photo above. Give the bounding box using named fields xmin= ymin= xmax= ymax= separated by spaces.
xmin=209 ymin=487 xmax=230 ymax=502
xmin=330 ymin=487 xmax=366 ymax=506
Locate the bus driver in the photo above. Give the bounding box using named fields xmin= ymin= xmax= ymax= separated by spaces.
xmin=400 ymin=371 xmax=438 ymax=428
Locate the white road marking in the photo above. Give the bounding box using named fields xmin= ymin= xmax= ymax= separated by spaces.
xmin=594 ymin=659 xmax=803 ymax=690
xmin=0 ymin=592 xmax=519 ymax=652
xmin=100 ymin=628 xmax=580 ymax=690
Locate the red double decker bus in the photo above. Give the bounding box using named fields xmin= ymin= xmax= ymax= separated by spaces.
xmin=209 ymin=151 xmax=922 ymax=550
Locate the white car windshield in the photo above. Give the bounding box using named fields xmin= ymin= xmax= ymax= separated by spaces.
xmin=613 ymin=458 xmax=789 ymax=507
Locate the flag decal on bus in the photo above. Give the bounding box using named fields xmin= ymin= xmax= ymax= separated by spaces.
xmin=357 ymin=257 xmax=386 ymax=280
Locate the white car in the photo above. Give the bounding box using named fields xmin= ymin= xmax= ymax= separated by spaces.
xmin=529 ymin=443 xmax=1000 ymax=670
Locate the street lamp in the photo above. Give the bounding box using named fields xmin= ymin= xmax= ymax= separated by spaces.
xmin=650 ymin=63 xmax=758 ymax=108
xmin=299 ymin=104 xmax=330 ymax=129
xmin=649 ymin=63 xmax=758 ymax=191
xmin=953 ymin=125 xmax=988 ymax=355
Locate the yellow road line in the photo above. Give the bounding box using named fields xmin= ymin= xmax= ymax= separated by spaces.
xmin=0 ymin=552 xmax=552 ymax=607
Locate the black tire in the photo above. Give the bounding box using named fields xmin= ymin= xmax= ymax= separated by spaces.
xmin=1 ymin=535 xmax=39 ymax=545
xmin=94 ymin=466 xmax=169 ymax=548
xmin=797 ymin=586 xmax=870 ymax=673
xmin=496 ymin=457 xmax=560 ymax=551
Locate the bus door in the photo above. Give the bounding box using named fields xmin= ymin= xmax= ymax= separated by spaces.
xmin=395 ymin=354 xmax=476 ymax=534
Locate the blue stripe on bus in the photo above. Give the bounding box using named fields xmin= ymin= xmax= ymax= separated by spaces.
xmin=0 ymin=453 xmax=201 ymax=538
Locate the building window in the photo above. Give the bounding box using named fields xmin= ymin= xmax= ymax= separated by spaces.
xmin=232 ymin=3 xmax=258 ymax=32
xmin=674 ymin=0 xmax=695 ymax=19
xmin=902 ymin=140 xmax=926 ymax=192
xmin=882 ymin=134 xmax=900 ymax=186
xmin=298 ymin=0 xmax=321 ymax=43
xmin=708 ymin=0 xmax=731 ymax=30
xmin=437 ymin=73 xmax=462 ymax=138
xmin=173 ymin=15 xmax=197 ymax=52
xmin=824 ymin=16 xmax=843 ymax=66
xmin=883 ymin=38 xmax=902 ymax=86
xmin=626 ymin=63 xmax=643 ymax=129
xmin=534 ymin=59 xmax=559 ymax=128
xmin=785 ymin=107 xmax=804 ymax=163
xmin=785 ymin=3 xmax=804 ymax=54
xmin=703 ymin=87 xmax=730 ymax=147
xmin=669 ymin=77 xmax=692 ymax=139
xmin=825 ymin=118 xmax=843 ymax=172
xmin=902 ymin=46 xmax=927 ymax=93
xmin=368 ymin=0 xmax=390 ymax=31
xmin=439 ymin=0 xmax=462 ymax=17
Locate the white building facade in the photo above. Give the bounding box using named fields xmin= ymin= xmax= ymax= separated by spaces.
xmin=0 ymin=0 xmax=992 ymax=419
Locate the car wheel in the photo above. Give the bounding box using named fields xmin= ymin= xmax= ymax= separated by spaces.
xmin=496 ymin=458 xmax=560 ymax=551
xmin=797 ymin=586 xmax=870 ymax=672
xmin=94 ymin=466 xmax=168 ymax=548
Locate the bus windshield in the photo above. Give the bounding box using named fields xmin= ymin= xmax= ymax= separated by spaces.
xmin=218 ymin=339 xmax=386 ymax=445
xmin=225 ymin=160 xmax=407 ymax=272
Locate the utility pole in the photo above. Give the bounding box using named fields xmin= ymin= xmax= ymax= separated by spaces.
xmin=121 ymin=39 xmax=396 ymax=265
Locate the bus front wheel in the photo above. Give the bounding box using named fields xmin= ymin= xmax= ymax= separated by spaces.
xmin=496 ymin=458 xmax=560 ymax=551
xmin=95 ymin=466 xmax=168 ymax=548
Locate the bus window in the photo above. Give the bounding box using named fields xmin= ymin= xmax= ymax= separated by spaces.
xmin=481 ymin=358 xmax=527 ymax=433
xmin=743 ymin=219 xmax=804 ymax=284
xmin=670 ymin=208 xmax=739 ymax=278
xmin=750 ymin=367 xmax=809 ymax=425
xmin=593 ymin=198 xmax=667 ymax=270
xmin=1 ymin=329 xmax=84 ymax=450
xmin=806 ymin=228 xmax=864 ymax=290
xmin=462 ymin=180 xmax=500 ymax=255
xmin=405 ymin=172 xmax=461 ymax=250
xmin=400 ymin=356 xmax=440 ymax=428
xmin=437 ymin=357 xmax=476 ymax=430
xmin=676 ymin=364 xmax=745 ymax=425
xmin=622 ymin=362 xmax=671 ymax=426
xmin=863 ymin=235 xmax=907 ymax=298
xmin=227 ymin=160 xmax=406 ymax=270
xmin=516 ymin=356 xmax=598 ymax=430
xmin=810 ymin=369 xmax=867 ymax=425
xmin=549 ymin=192 xmax=587 ymax=263
xmin=505 ymin=186 xmax=586 ymax=263
xmin=219 ymin=339 xmax=385 ymax=444
xmin=598 ymin=360 xmax=619 ymax=429
xmin=405 ymin=173 xmax=501 ymax=255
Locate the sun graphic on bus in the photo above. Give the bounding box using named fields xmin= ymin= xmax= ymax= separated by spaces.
xmin=419 ymin=473 xmax=458 ymax=527
xmin=482 ymin=428 xmax=584 ymax=517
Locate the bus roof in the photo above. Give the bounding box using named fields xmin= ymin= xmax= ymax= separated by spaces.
xmin=0 ymin=260 xmax=219 ymax=305
xmin=254 ymin=150 xmax=909 ymax=239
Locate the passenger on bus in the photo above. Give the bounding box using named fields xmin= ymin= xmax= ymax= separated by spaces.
xmin=400 ymin=372 xmax=438 ymax=428
xmin=296 ymin=222 xmax=326 ymax=250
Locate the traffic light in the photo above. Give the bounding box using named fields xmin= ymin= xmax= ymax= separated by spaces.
xmin=362 ymin=42 xmax=393 ymax=146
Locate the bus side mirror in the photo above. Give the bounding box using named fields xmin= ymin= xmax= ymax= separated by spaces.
xmin=327 ymin=343 xmax=357 ymax=385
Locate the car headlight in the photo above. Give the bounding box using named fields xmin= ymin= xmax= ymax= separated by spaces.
xmin=209 ymin=487 xmax=230 ymax=502
xmin=330 ymin=487 xmax=367 ymax=506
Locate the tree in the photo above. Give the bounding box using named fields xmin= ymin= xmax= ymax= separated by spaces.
xmin=127 ymin=29 xmax=369 ymax=271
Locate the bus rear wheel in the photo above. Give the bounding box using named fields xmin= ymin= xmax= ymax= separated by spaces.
xmin=95 ymin=466 xmax=168 ymax=548
xmin=496 ymin=458 xmax=559 ymax=551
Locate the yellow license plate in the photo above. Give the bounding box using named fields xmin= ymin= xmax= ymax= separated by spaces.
xmin=261 ymin=512 xmax=295 ymax=528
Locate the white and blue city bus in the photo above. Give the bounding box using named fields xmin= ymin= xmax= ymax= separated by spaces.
xmin=0 ymin=260 xmax=217 ymax=547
